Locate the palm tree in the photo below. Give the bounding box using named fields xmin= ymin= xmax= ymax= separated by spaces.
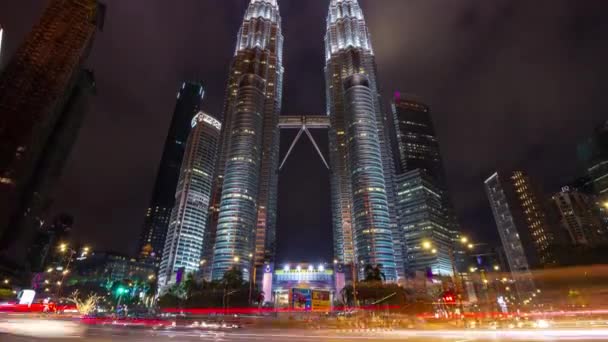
xmin=363 ymin=264 xmax=385 ymax=283
xmin=222 ymin=267 xmax=244 ymax=290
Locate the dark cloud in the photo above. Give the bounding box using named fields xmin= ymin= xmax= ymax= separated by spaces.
xmin=1 ymin=0 xmax=607 ymax=257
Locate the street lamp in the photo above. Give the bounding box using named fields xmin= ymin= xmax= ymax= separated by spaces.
xmin=460 ymin=237 xmax=468 ymax=244
xmin=233 ymin=256 xmax=240 ymax=263
xmin=493 ymin=265 xmax=500 ymax=271
xmin=422 ymin=241 xmax=432 ymax=250
xmin=3 ymin=279 xmax=8 ymax=285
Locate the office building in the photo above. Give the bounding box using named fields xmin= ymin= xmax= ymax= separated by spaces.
xmin=325 ymin=0 xmax=401 ymax=281
xmin=579 ymin=121 xmax=608 ymax=227
xmin=138 ymin=82 xmax=204 ymax=264
xmin=391 ymin=93 xmax=446 ymax=183
xmin=485 ymin=171 xmax=552 ymax=297
xmin=485 ymin=171 xmax=556 ymax=268
xmin=0 ymin=0 xmax=102 ymax=259
xmin=580 ymin=121 xmax=608 ymax=199
xmin=210 ymin=0 xmax=284 ymax=280
xmin=396 ymin=169 xmax=454 ymax=275
xmin=342 ymin=74 xmax=396 ymax=278
xmin=390 ymin=93 xmax=459 ymax=276
xmin=551 ymin=187 xmax=605 ymax=246
xmin=158 ymin=112 xmax=221 ymax=290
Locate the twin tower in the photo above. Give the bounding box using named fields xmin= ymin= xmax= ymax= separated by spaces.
xmin=160 ymin=0 xmax=404 ymax=288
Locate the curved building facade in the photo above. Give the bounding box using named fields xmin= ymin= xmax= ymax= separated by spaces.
xmin=158 ymin=112 xmax=221 ymax=290
xmin=210 ymin=0 xmax=284 ymax=280
xmin=344 ymin=74 xmax=396 ymax=277
xmin=325 ymin=0 xmax=401 ymax=280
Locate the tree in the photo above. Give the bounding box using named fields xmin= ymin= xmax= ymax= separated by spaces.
xmin=363 ymin=264 xmax=386 ymax=283
xmin=67 ymin=290 xmax=101 ymax=316
xmin=222 ymin=267 xmax=244 ymax=289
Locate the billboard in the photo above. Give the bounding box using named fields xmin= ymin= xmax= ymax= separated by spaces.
xmin=311 ymin=290 xmax=331 ymax=312
xmin=290 ymin=288 xmax=311 ymax=311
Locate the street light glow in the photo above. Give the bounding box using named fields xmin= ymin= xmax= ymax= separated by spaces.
xmin=467 ymin=243 xmax=474 ymax=250
xmin=233 ymin=256 xmax=240 ymax=263
xmin=422 ymin=241 xmax=432 ymax=250
xmin=460 ymin=237 xmax=468 ymax=244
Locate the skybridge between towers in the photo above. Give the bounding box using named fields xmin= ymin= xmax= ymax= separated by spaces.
xmin=278 ymin=115 xmax=331 ymax=171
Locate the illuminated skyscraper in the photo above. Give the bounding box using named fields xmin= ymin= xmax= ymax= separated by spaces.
xmin=325 ymin=0 xmax=401 ymax=281
xmin=396 ymin=169 xmax=454 ymax=275
xmin=485 ymin=171 xmax=556 ymax=269
xmin=390 ymin=93 xmax=458 ymax=275
xmin=158 ymin=112 xmax=221 ymax=290
xmin=138 ymin=82 xmax=204 ymax=265
xmin=0 ymin=0 xmax=103 ymax=259
xmin=210 ymin=0 xmax=284 ymax=280
xmin=391 ymin=94 xmax=445 ymax=183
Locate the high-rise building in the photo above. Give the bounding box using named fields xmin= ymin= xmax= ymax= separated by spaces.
xmin=325 ymin=0 xmax=401 ymax=281
xmin=579 ymin=121 xmax=608 ymax=227
xmin=389 ymin=93 xmax=459 ymax=276
xmin=580 ymin=121 xmax=608 ymax=198
xmin=138 ymin=82 xmax=204 ymax=264
xmin=210 ymin=0 xmax=284 ymax=280
xmin=484 ymin=172 xmax=537 ymax=296
xmin=391 ymin=93 xmax=445 ymax=183
xmin=550 ymin=187 xmax=605 ymax=246
xmin=0 ymin=0 xmax=103 ymax=259
xmin=485 ymin=171 xmax=556 ymax=269
xmin=158 ymin=112 xmax=221 ymax=290
xmin=396 ymin=169 xmax=454 ymax=275
xmin=343 ymin=74 xmax=396 ymax=278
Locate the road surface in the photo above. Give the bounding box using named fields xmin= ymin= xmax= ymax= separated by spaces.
xmin=3 ymin=316 xmax=608 ymax=341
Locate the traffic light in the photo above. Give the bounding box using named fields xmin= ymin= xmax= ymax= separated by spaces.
xmin=442 ymin=291 xmax=456 ymax=304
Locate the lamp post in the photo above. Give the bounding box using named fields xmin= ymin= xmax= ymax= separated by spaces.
xmin=421 ymin=236 xmax=475 ymax=314
xmin=55 ymin=243 xmax=78 ymax=298
xmin=248 ymin=253 xmax=256 ymax=305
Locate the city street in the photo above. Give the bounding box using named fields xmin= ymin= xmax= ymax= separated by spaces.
xmin=3 ymin=316 xmax=608 ymax=342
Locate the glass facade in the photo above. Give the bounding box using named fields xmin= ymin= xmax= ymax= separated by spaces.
xmin=138 ymin=82 xmax=204 ymax=265
xmin=158 ymin=112 xmax=221 ymax=290
xmin=485 ymin=172 xmax=536 ymax=297
xmin=551 ymin=188 xmax=605 ymax=246
xmin=210 ymin=0 xmax=284 ymax=280
xmin=396 ymin=169 xmax=453 ymax=276
xmin=344 ymin=74 xmax=396 ymax=278
xmin=325 ymin=0 xmax=401 ymax=281
xmin=391 ymin=94 xmax=444 ymax=183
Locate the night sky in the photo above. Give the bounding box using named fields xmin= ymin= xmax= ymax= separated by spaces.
xmin=2 ymin=0 xmax=608 ymax=263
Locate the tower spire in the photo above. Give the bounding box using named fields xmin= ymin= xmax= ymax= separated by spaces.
xmin=325 ymin=0 xmax=372 ymax=60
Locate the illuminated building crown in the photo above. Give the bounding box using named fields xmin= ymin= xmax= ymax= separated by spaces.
xmin=325 ymin=0 xmax=372 ymax=60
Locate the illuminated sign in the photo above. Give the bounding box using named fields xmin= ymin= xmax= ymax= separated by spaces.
xmin=311 ymin=290 xmax=331 ymax=312
xmin=191 ymin=112 xmax=221 ymax=130
xmin=291 ymin=288 xmax=311 ymax=311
